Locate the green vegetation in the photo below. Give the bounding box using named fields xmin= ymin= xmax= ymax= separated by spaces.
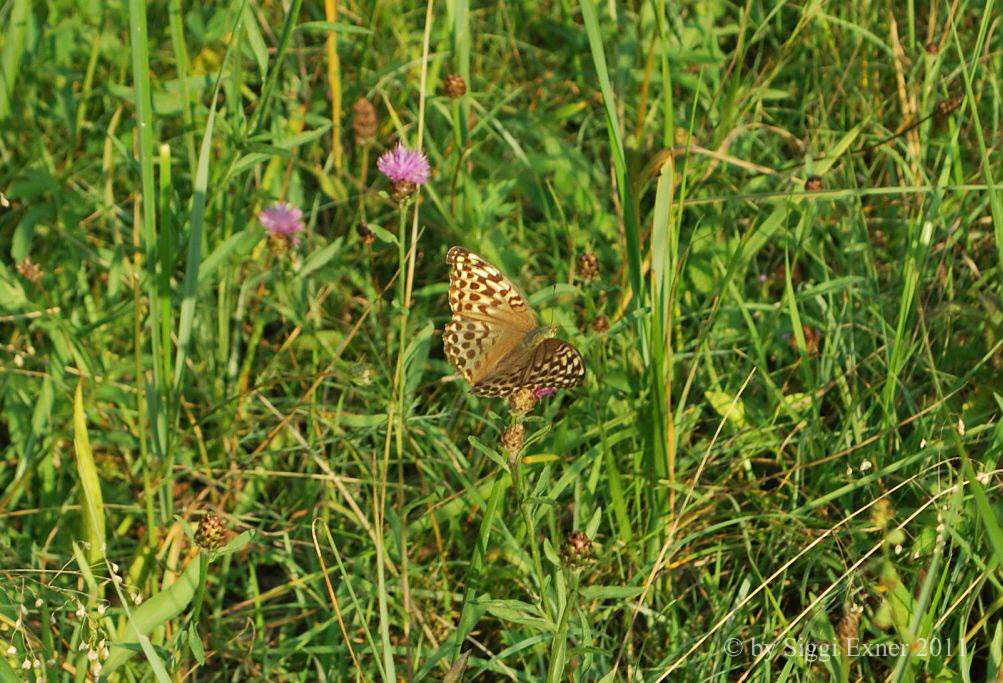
xmin=1 ymin=0 xmax=1001 ymax=680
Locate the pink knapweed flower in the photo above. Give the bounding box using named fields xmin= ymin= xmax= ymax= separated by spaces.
xmin=377 ymin=143 xmax=430 ymax=185
xmin=534 ymin=387 xmax=557 ymax=399
xmin=259 ymin=202 xmax=304 ymax=244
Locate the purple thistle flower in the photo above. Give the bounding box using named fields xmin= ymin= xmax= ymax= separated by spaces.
xmin=377 ymin=143 xmax=430 ymax=185
xmin=259 ymin=202 xmax=305 ymax=244
xmin=534 ymin=387 xmax=557 ymax=399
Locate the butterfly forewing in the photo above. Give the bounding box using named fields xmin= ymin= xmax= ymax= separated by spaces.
xmin=444 ymin=246 xmax=585 ymax=398
xmin=446 ymin=247 xmax=537 ymax=330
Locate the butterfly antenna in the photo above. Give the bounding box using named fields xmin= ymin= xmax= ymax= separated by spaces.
xmin=549 ymin=282 xmax=558 ymax=328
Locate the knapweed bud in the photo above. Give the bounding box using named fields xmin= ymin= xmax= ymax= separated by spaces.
xmin=352 ymin=97 xmax=377 ymax=146
xmin=593 ymin=315 xmax=610 ymax=333
xmin=500 ymin=423 xmax=525 ymax=454
xmin=195 ymin=513 xmax=226 ymax=551
xmin=443 ymin=73 xmax=467 ymax=99
xmin=563 ymin=531 xmax=594 ymax=566
xmin=576 ymin=252 xmax=599 ymax=282
xmin=805 ymin=175 xmax=823 ymax=191
xmin=509 ymin=387 xmax=537 ymax=416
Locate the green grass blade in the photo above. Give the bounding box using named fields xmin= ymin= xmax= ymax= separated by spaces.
xmin=73 ymin=381 xmax=105 ymax=565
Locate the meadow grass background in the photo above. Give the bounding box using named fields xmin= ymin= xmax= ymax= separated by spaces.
xmin=1 ymin=0 xmax=1002 ymax=680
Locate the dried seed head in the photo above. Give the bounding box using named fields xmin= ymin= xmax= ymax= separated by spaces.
xmin=593 ymin=315 xmax=610 ymax=333
xmin=563 ymin=531 xmax=594 ymax=566
xmin=788 ymin=324 xmax=822 ymax=355
xmin=803 ymin=325 xmax=821 ymax=355
xmin=508 ymin=387 xmax=538 ymax=416
xmin=443 ymin=73 xmax=467 ymax=99
xmin=195 ymin=512 xmax=226 ymax=552
xmin=17 ymin=258 xmax=42 ymax=284
xmin=805 ymin=175 xmax=823 ymax=191
xmin=576 ymin=252 xmax=599 ymax=282
xmin=352 ymin=97 xmax=378 ymax=146
xmin=357 ymin=221 xmax=376 ymax=246
xmin=500 ymin=423 xmax=525 ymax=454
xmin=838 ymin=603 xmax=862 ymax=655
xmin=938 ymin=95 xmax=963 ymax=116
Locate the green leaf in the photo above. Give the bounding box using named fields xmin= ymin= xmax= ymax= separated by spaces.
xmin=705 ymin=390 xmax=746 ymax=428
xmin=104 ymin=558 xmax=201 ymax=674
xmin=366 ymin=223 xmax=398 ymax=245
xmin=468 ymin=435 xmax=509 ymax=471
xmin=188 ymin=622 xmax=206 ymax=664
xmin=294 ymin=21 xmax=373 ymax=35
xmin=580 ymin=585 xmax=644 ymax=601
xmin=197 ymin=228 xmax=263 ymax=289
xmin=543 ymin=537 xmax=561 ymax=566
xmin=585 ymin=507 xmax=602 ymax=539
xmin=218 ymin=530 xmax=254 ymax=556
xmin=73 ymin=381 xmax=105 ymax=563
xmin=297 ymin=237 xmax=343 ymax=280
xmin=404 ymin=322 xmax=434 ymax=399
xmin=275 ymin=123 xmax=332 ymax=150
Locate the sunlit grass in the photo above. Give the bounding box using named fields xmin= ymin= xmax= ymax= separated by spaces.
xmin=1 ymin=0 xmax=1001 ymax=680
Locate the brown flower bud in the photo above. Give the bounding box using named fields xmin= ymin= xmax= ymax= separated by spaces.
xmin=508 ymin=387 xmax=537 ymax=416
xmin=563 ymin=531 xmax=594 ymax=565
xmin=443 ymin=73 xmax=467 ymax=99
xmin=924 ymin=41 xmax=939 ymax=55
xmin=805 ymin=175 xmax=823 ymax=191
xmin=352 ymin=97 xmax=377 ymax=146
xmin=592 ymin=315 xmax=610 ymax=333
xmin=500 ymin=423 xmax=525 ymax=454
xmin=576 ymin=252 xmax=599 ymax=282
xmin=195 ymin=513 xmax=226 ymax=551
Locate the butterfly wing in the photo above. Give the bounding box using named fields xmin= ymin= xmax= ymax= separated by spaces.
xmin=444 ymin=247 xmax=539 ymax=385
xmin=473 ymin=338 xmax=586 ymax=397
xmin=446 ymin=247 xmax=538 ymax=328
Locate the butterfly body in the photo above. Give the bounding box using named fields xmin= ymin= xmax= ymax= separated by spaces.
xmin=444 ymin=246 xmax=585 ymax=397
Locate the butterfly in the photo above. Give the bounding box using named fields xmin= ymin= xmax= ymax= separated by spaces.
xmin=443 ymin=246 xmax=586 ymax=398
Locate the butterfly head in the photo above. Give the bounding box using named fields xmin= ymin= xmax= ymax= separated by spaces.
xmin=521 ymin=325 xmax=557 ymax=351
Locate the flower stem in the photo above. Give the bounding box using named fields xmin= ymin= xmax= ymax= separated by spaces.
xmin=510 ymin=440 xmax=547 ymax=612
xmin=452 ymin=471 xmax=509 ymax=660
